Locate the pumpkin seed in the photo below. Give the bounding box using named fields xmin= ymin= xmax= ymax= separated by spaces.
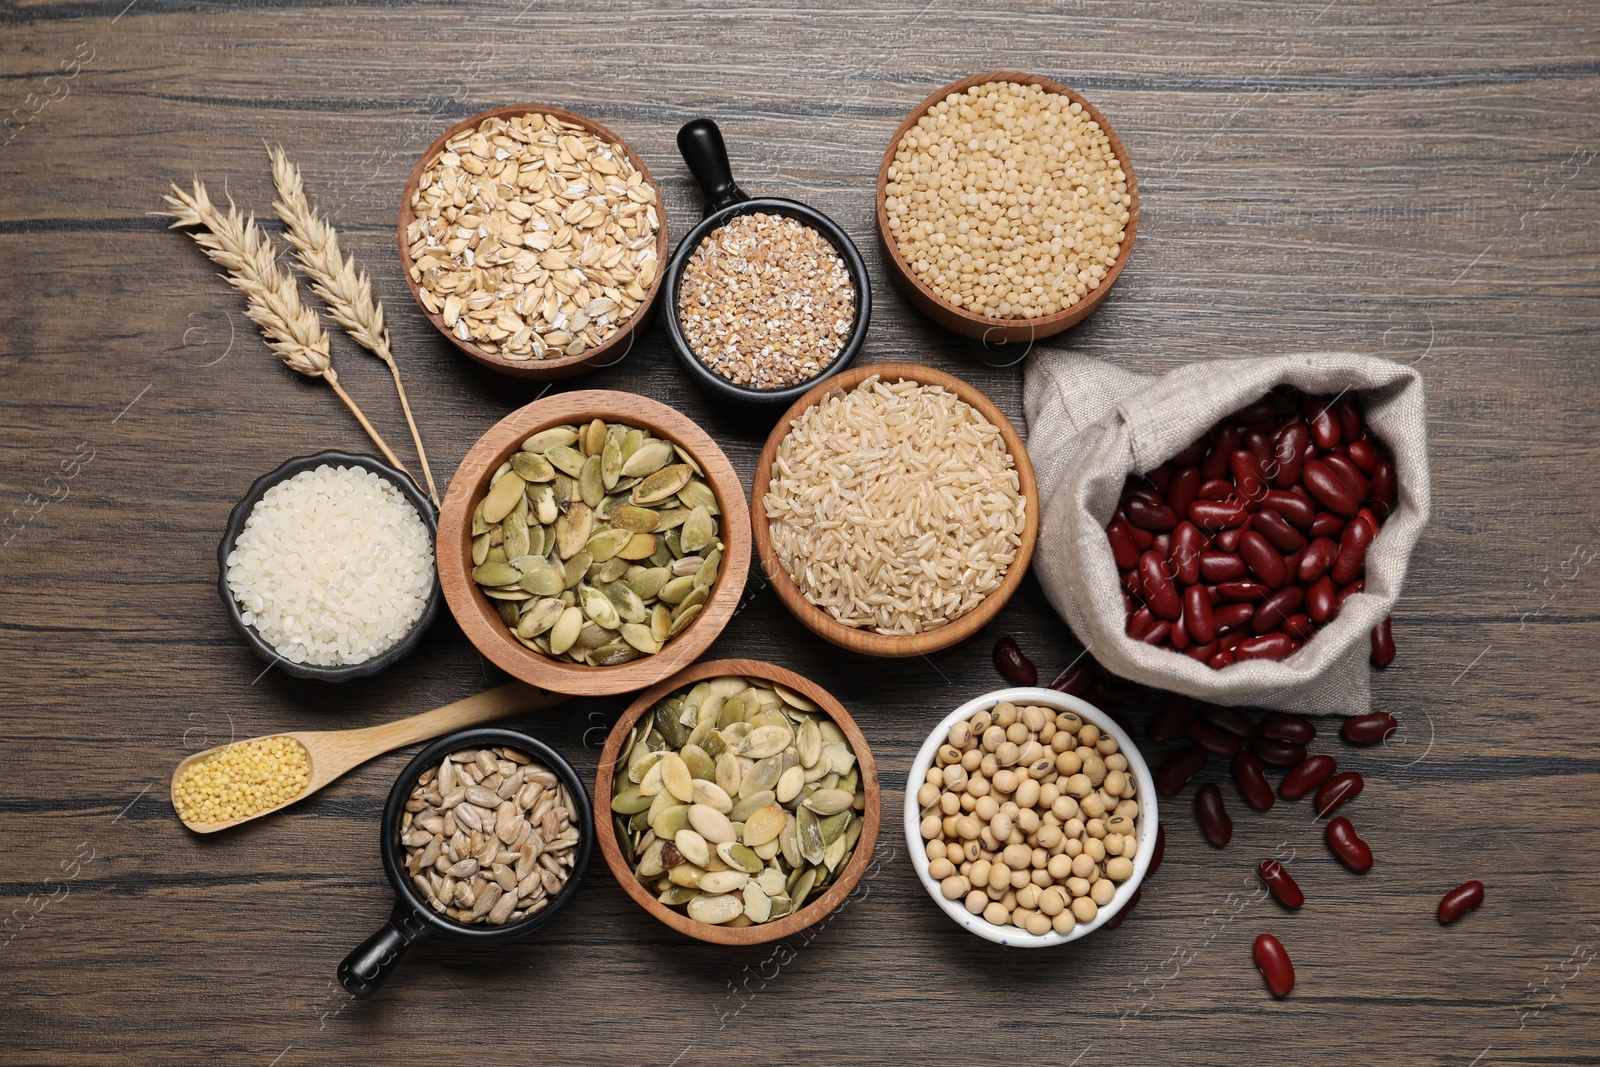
xmin=674 ymin=827 xmax=710 ymax=867
xmin=654 ymin=507 xmax=691 ymax=531
xmin=516 ymin=558 xmax=566 ymax=597
xmin=545 ymin=445 xmax=587 ymax=477
xmin=578 ymin=455 xmax=605 ymax=507
xmin=562 ymin=551 xmax=592 ymax=590
xmin=548 ymin=606 xmax=583 ymax=654
xmin=472 ymin=561 xmax=522 ymax=587
xmin=554 ymin=502 xmax=594 ymax=558
xmin=579 ymin=584 xmax=621 ymax=629
xmin=687 ymin=892 xmax=745 ymax=925
xmin=680 ymin=506 xmax=715 ymax=554
xmin=688 ymin=803 xmax=735 ymax=844
xmin=610 ymin=504 xmax=661 ymax=533
xmin=510 ymin=451 xmax=556 ymax=482
xmin=697 ymin=869 xmax=749 ymax=894
xmin=523 ymin=427 xmax=578 ymax=453
xmin=657 ymin=575 xmax=696 ymax=605
xmin=658 ymin=884 xmax=697 ymax=906
xmin=677 ymin=479 xmax=718 ymax=514
xmin=517 ymin=598 xmax=565 ymax=638
xmin=530 ymin=484 xmax=558 ymax=525
xmin=789 ymin=866 xmax=818 ymax=909
xmin=652 ymin=803 xmax=691 ymax=840
xmin=601 ymin=433 xmax=623 ymax=491
xmin=804 ymin=788 xmax=853 ymax=816
xmin=620 ymin=440 xmax=673 ymax=478
xmin=632 ymin=464 xmax=692 ymax=505
xmin=481 ymin=471 xmax=526 ymax=523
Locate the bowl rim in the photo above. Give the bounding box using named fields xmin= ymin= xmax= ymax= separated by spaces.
xmin=903 ymin=686 xmax=1158 ymax=947
xmin=379 ymin=726 xmax=595 ymax=940
xmin=396 ymin=104 xmax=670 ymax=380
xmin=661 ymin=195 xmax=873 ymax=406
xmin=592 ymin=657 xmax=882 ymax=946
xmin=216 ymin=449 xmax=441 ymax=682
xmin=750 ymin=362 xmax=1039 ymax=657
xmin=875 ymin=71 xmax=1139 ymax=342
xmin=437 ymin=390 xmax=752 ymax=696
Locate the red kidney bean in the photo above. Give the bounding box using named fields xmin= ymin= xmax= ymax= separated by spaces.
xmin=1197 ymin=704 xmax=1256 ymax=739
xmin=1262 ymin=488 xmax=1315 ymax=529
xmin=1170 ymin=619 xmax=1192 ymax=650
xmin=1280 ymin=754 xmax=1336 ymax=800
xmin=1219 ymin=629 xmax=1250 ymax=652
xmin=1147 ymin=693 xmax=1192 ymax=743
xmin=1354 ymin=506 xmax=1379 ymax=540
xmin=1190 ymin=499 xmax=1249 ymax=532
xmin=1244 ymin=428 xmax=1274 ymax=465
xmin=1252 ymin=736 xmax=1307 ymax=766
xmin=1107 ymin=522 xmax=1141 ymax=570
xmin=1127 ymin=497 xmax=1179 ymax=532
xmin=1231 ymin=450 xmax=1268 ymax=506
xmin=1199 ymin=478 xmax=1236 ymax=501
xmin=1335 ymin=579 xmax=1365 ymax=612
xmin=1104 ymin=887 xmax=1141 ymax=929
xmin=1173 ymin=437 xmax=1209 ymax=467
xmin=1127 ymin=606 xmax=1155 ymax=638
xmin=1252 ymin=586 xmax=1304 ymax=635
xmin=1140 ymin=621 xmax=1173 ymax=645
xmin=1437 ymin=880 xmax=1485 ymax=925
xmin=1170 ymin=521 xmax=1205 ymax=586
xmin=1325 ymin=816 xmax=1373 ymax=872
xmin=1239 ymin=530 xmax=1289 ymax=589
xmin=1322 ymin=453 xmax=1369 ymax=501
xmin=1259 ymin=712 xmax=1315 ymax=744
xmin=1305 ymin=574 xmax=1336 ymax=623
xmin=1199 ymin=551 xmax=1247 ymax=582
xmin=1346 ymin=438 xmax=1380 ymax=475
xmin=1148 ymin=823 xmax=1166 ymax=878
xmin=1298 ymin=537 xmax=1338 ymax=582
xmin=1252 ymin=509 xmax=1305 ymax=553
xmin=1213 ymin=602 xmax=1256 ymax=634
xmin=992 ymin=636 xmax=1037 ymax=686
xmin=1334 ymin=394 xmax=1362 ymax=443
xmin=1194 ymin=783 xmax=1232 ymax=846
xmin=1216 ymin=526 xmax=1242 ymax=552
xmin=1121 ymin=570 xmax=1145 ymax=603
xmin=1235 ymin=398 xmax=1278 ymax=425
xmin=1125 ymin=521 xmax=1154 ymax=551
xmin=1306 ymin=397 xmax=1341 ymax=449
xmin=1258 ymin=860 xmax=1304 ymax=908
xmin=1186 ymin=639 xmax=1220 ymax=663
xmin=1371 ymin=616 xmax=1395 ymax=667
xmin=1309 ymin=511 xmax=1345 ymax=539
xmin=1368 ymin=459 xmax=1397 ymax=517
xmin=1314 ymin=771 xmax=1364 ymax=815
xmin=1232 ymin=753 xmax=1276 ymax=812
xmin=1139 ymin=550 xmax=1183 ymax=621
xmin=1155 ymin=746 xmax=1208 ymax=796
xmin=1188 ymin=719 xmax=1241 ymax=758
xmin=1215 ymin=581 xmax=1270 ymax=604
xmin=1152 ymin=531 xmax=1172 ymax=556
xmin=1167 ymin=465 xmax=1201 ymax=520
xmin=1202 ymin=426 xmax=1240 ymax=480
xmin=1341 ymin=711 xmax=1398 ymax=746
xmin=1126 ymin=482 xmax=1163 ymax=508
xmin=1048 ymin=662 xmax=1095 ymax=698
xmin=1282 ymin=613 xmax=1315 ymax=641
xmin=1236 ymin=633 xmax=1296 ymax=662
xmin=1272 ymin=423 xmax=1309 ymax=487
xmin=1208 ymin=650 xmax=1237 ymax=668
xmin=1253 ymin=933 xmax=1296 ymax=997
xmin=1184 ymin=584 xmax=1217 ymax=644
xmin=1330 ymin=515 xmax=1373 ymax=584
xmin=1303 ymin=459 xmax=1359 ymax=516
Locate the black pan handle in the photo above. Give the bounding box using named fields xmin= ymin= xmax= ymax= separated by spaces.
xmin=678 ymin=118 xmax=748 ymax=215
xmin=337 ymin=902 xmax=435 ymax=998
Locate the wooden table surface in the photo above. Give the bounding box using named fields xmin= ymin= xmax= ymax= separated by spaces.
xmin=3 ymin=1 xmax=1597 ymax=1063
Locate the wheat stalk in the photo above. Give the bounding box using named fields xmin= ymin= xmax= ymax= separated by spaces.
xmin=157 ymin=178 xmax=415 ymax=480
xmin=268 ymin=146 xmax=439 ymax=505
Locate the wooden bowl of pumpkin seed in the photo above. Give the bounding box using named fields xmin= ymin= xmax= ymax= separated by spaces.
xmin=595 ymin=658 xmax=881 ymax=945
xmin=438 ymin=390 xmax=751 ymax=697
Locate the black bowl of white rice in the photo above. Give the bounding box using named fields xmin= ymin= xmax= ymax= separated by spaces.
xmin=218 ymin=451 xmax=441 ymax=681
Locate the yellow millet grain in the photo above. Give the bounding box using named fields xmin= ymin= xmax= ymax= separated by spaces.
xmin=172 ymin=735 xmax=310 ymax=824
xmin=884 ymin=80 xmax=1130 ymax=319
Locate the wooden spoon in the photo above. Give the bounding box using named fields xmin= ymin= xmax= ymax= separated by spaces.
xmin=172 ymin=681 xmax=566 ymax=833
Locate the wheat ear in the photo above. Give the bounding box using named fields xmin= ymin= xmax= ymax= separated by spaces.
xmin=157 ymin=179 xmax=415 ymax=480
xmin=267 ymin=146 xmax=439 ymax=505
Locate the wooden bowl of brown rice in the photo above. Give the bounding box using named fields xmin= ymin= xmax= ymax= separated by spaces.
xmin=751 ymin=364 xmax=1038 ymax=658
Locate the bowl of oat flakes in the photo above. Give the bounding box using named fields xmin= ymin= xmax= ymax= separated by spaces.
xmin=399 ymin=105 xmax=669 ymax=380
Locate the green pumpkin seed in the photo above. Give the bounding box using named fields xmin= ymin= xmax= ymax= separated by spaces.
xmin=503 ymin=511 xmax=530 ymax=560
xmin=509 ymin=451 xmax=556 ymax=482
xmin=514 ymin=559 xmax=565 ymax=597
xmin=554 ymin=502 xmax=593 ymax=559
xmin=693 ymin=549 xmax=722 ymax=589
xmin=600 ymin=581 xmax=649 ymax=624
xmin=729 ymin=790 xmax=776 ymax=822
xmin=662 ymin=526 xmax=683 ymax=559
xmin=617 ymin=533 xmax=658 ymax=560
xmin=654 ymin=507 xmax=691 ymax=531
xmin=673 ymin=587 xmax=709 ymax=620
xmin=789 ymin=866 xmax=818 ymax=908
xmin=611 ymin=784 xmax=652 ymax=815
xmin=562 ymin=551 xmax=592 ymax=590
xmin=545 ymin=445 xmax=587 ymax=478
xmin=517 ymin=598 xmax=566 ymax=638
xmin=610 ymin=505 xmax=660 ymax=533
xmin=657 ymin=575 xmax=696 ymax=605
xmin=579 ymin=584 xmax=621 ymax=629
xmin=581 ymin=418 xmax=607 ymax=456
xmin=633 ymin=464 xmax=692 ymax=505
xmin=651 ymin=603 xmax=672 ymax=642
xmin=578 ymin=454 xmax=604 ymax=507
xmin=495 ymin=599 xmax=520 ymax=626
xmin=472 ymin=532 xmax=490 ymax=566
xmin=523 ymin=427 xmax=578 ymax=453
xmin=471 ymin=502 xmax=489 ymax=536
xmin=620 ymin=440 xmax=673 ymax=478
xmin=481 ymin=471 xmax=526 ymax=523
xmin=620 ymin=622 xmax=661 ymax=654
xmin=585 ymin=525 xmax=634 ymax=562
xmin=797 ymin=806 xmax=826 ymax=865
xmin=651 ymin=803 xmax=692 ymax=840
xmin=654 ymin=701 xmax=690 ymax=749
xmin=658 ymin=884 xmax=698 ymax=906
xmin=472 ymin=561 xmax=522 ymax=587
xmin=804 ymin=788 xmax=854 ymax=816
xmin=595 ymin=555 xmax=629 ymax=584
xmin=680 ymin=506 xmax=715 ymax=554
xmin=601 ymin=434 xmax=623 ymax=491
xmin=548 ymin=606 xmax=583 ymax=654
xmin=677 ymin=479 xmax=719 ymax=514
xmin=627 ymin=566 xmax=671 ymax=601
xmin=529 ymin=484 xmax=558 ymax=525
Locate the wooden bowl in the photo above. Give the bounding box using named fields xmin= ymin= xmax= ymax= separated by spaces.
xmin=751 ymin=363 xmax=1039 ymax=657
xmin=875 ymin=72 xmax=1139 ymax=344
xmin=397 ymin=105 xmax=669 ymax=380
xmin=593 ymin=658 xmax=881 ymax=946
xmin=437 ymin=390 xmax=751 ymax=696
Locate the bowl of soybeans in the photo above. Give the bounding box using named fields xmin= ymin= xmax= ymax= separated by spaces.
xmin=905 ymin=687 xmax=1158 ymax=946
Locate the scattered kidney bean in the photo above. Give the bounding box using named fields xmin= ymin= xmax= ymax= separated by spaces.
xmin=1104 ymin=887 xmax=1142 ymax=929
xmin=1233 ymin=753 xmax=1276 ymax=812
xmin=1371 ymin=617 xmax=1396 ymax=667
xmin=1253 ymin=587 xmax=1304 ymax=635
xmin=1280 ymin=754 xmax=1337 ymax=800
xmin=1188 ymin=719 xmax=1241 ymax=758
xmin=1194 ymin=783 xmax=1232 ymax=846
xmin=1251 ymin=736 xmax=1307 ymax=767
xmin=1324 ymin=816 xmax=1373 ymax=871
xmin=1197 ymin=704 xmax=1256 ymax=739
xmin=1235 ymin=633 xmax=1297 ymax=662
xmin=1147 ymin=693 xmax=1192 ymax=743
xmin=1314 ymin=771 xmax=1364 ymax=815
xmin=1258 ymin=860 xmax=1304 ymax=908
xmin=1260 ymin=712 xmax=1316 ymax=744
xmin=1437 ymin=880 xmax=1484 ymax=925
xmin=1253 ymin=933 xmax=1296 ymax=997
xmin=992 ymin=637 xmax=1037 ymax=686
xmin=1341 ymin=711 xmax=1398 ymax=746
xmin=1156 ymin=746 xmax=1208 ymax=796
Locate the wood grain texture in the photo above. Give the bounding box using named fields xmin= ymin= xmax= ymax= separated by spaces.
xmin=1 ymin=0 xmax=1597 ymax=1063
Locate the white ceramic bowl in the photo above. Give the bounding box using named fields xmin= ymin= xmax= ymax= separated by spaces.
xmin=905 ymin=687 xmax=1159 ymax=947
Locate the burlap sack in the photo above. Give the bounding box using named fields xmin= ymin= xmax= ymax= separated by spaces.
xmin=1022 ymin=352 xmax=1430 ymax=715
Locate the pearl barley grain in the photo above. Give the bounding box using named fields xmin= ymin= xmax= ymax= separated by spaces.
xmin=884 ymin=81 xmax=1129 ymax=320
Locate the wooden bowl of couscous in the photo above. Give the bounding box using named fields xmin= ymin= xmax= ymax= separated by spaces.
xmin=876 ymin=72 xmax=1138 ymax=344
